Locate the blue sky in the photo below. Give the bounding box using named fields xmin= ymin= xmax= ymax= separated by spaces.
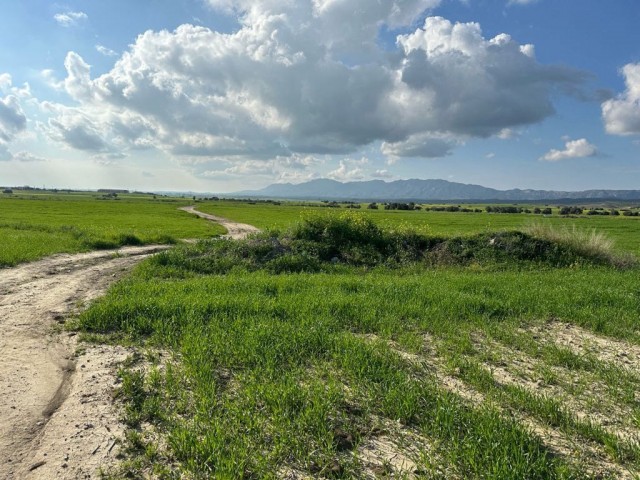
xmin=0 ymin=0 xmax=639 ymax=193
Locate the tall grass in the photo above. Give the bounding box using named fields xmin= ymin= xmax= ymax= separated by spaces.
xmin=524 ymin=223 xmax=635 ymax=268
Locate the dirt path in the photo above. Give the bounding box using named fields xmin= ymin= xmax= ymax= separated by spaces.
xmin=0 ymin=245 xmax=169 ymax=479
xmin=179 ymin=205 xmax=261 ymax=240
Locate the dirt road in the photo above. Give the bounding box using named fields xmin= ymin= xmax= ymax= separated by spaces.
xmin=0 ymin=245 xmax=169 ymax=479
xmin=179 ymin=205 xmax=261 ymax=239
xmin=0 ymin=208 xmax=256 ymax=478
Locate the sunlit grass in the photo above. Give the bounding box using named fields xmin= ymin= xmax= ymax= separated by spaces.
xmin=77 ymin=214 xmax=640 ymax=478
xmin=0 ymin=193 xmax=225 ymax=266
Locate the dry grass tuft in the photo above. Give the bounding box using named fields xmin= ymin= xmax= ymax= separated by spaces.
xmin=524 ymin=223 xmax=636 ymax=268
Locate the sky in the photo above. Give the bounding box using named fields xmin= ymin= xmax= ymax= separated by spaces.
xmin=0 ymin=0 xmax=639 ymax=193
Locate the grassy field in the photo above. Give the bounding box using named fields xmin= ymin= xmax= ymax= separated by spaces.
xmin=0 ymin=192 xmax=225 ymax=266
xmin=75 ymin=212 xmax=640 ymax=478
xmin=197 ymin=200 xmax=640 ymax=255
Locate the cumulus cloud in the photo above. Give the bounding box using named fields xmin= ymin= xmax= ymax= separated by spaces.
xmin=507 ymin=0 xmax=539 ymax=5
xmin=44 ymin=4 xmax=585 ymax=166
xmin=395 ymin=18 xmax=584 ymax=141
xmin=54 ymin=11 xmax=88 ymax=27
xmin=602 ymin=63 xmax=640 ymax=135
xmin=327 ymin=161 xmax=365 ymax=181
xmin=539 ymin=138 xmax=598 ymax=162
xmin=0 ymin=75 xmax=27 ymax=146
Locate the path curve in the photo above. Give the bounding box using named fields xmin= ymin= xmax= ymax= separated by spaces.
xmin=179 ymin=205 xmax=260 ymax=240
xmin=0 ymin=245 xmax=169 ymax=479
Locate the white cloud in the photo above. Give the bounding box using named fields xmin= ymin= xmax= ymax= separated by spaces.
xmin=43 ymin=7 xmax=585 ymax=168
xmin=11 ymin=151 xmax=47 ymax=162
xmin=54 ymin=11 xmax=88 ymax=28
xmin=371 ymin=169 xmax=394 ymax=179
xmin=96 ymin=45 xmax=118 ymax=57
xmin=0 ymin=76 xmax=27 ymax=146
xmin=539 ymin=138 xmax=598 ymax=162
xmin=64 ymin=52 xmax=92 ymax=101
xmin=41 ymin=69 xmax=64 ymax=90
xmin=497 ymin=128 xmax=519 ymax=140
xmin=394 ymin=17 xmax=584 ymax=141
xmin=507 ymin=0 xmax=539 ymax=5
xmin=0 ymin=74 xmax=11 ymax=92
xmin=602 ymin=63 xmax=640 ymax=135
xmin=198 ymin=153 xmax=321 ymax=181
xmin=327 ymin=162 xmax=365 ymax=181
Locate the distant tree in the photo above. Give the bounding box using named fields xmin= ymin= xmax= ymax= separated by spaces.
xmin=367 ymin=202 xmax=378 ymax=209
xmin=2 ymin=188 xmax=13 ymax=194
xmin=485 ymin=205 xmax=522 ymax=214
xmin=384 ymin=202 xmax=413 ymax=211
xmin=541 ymin=208 xmax=552 ymax=215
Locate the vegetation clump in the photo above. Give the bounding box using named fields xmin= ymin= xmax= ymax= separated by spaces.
xmin=150 ymin=212 xmax=632 ymax=276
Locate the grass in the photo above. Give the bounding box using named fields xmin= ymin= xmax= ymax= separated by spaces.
xmin=74 ymin=213 xmax=640 ymax=478
xmin=0 ymin=192 xmax=225 ymax=266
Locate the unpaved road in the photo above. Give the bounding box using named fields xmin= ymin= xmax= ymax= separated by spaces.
xmin=0 ymin=246 xmax=170 ymax=479
xmin=180 ymin=205 xmax=261 ymax=239
xmin=0 ymin=208 xmax=257 ymax=479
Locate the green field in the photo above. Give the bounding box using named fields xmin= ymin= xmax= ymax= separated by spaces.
xmin=197 ymin=200 xmax=640 ymax=255
xmin=74 ymin=211 xmax=640 ymax=479
xmin=5 ymin=191 xmax=640 ymax=477
xmin=0 ymin=192 xmax=225 ymax=266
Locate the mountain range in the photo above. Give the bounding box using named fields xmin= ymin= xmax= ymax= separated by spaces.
xmin=232 ymin=179 xmax=640 ymax=202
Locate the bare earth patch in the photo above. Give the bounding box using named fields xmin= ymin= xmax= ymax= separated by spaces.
xmin=359 ymin=331 xmax=638 ymax=479
xmin=537 ymin=321 xmax=640 ymax=372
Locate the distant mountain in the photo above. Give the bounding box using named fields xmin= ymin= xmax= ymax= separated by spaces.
xmin=232 ymin=178 xmax=640 ymax=202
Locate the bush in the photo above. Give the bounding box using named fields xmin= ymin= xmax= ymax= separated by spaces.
xmin=559 ymin=206 xmax=583 ymax=215
xmin=486 ymin=206 xmax=523 ymax=214
xmin=426 ymin=231 xmax=584 ymax=267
